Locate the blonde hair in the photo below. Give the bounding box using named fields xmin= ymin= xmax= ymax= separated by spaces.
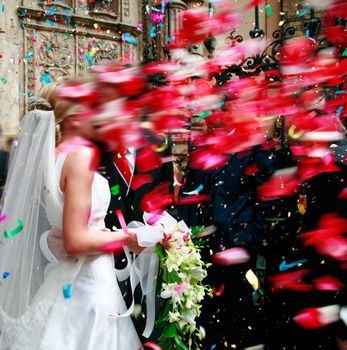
xmin=39 ymin=82 xmax=78 ymax=144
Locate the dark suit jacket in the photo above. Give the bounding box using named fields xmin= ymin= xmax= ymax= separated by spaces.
xmin=100 ymin=135 xmax=173 ymax=230
xmin=177 ymin=142 xmax=281 ymax=349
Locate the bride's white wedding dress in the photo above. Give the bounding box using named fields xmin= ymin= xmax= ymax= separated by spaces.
xmin=0 ymin=153 xmax=142 ymax=350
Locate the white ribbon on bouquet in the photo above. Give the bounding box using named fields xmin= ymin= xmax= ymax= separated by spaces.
xmin=114 ymin=211 xmax=179 ymax=338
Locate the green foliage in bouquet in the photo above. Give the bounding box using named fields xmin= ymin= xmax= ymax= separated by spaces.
xmin=155 ymin=225 xmax=212 ymax=350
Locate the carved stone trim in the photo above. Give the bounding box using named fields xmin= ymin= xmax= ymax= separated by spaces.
xmin=171 ymin=0 xmax=187 ymax=11
xmin=87 ymin=0 xmax=118 ymax=15
xmin=17 ymin=5 xmax=138 ymax=36
xmin=20 ymin=21 xmax=123 ymax=41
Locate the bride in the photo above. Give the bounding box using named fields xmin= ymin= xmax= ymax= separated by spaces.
xmin=0 ymin=82 xmax=142 ymax=349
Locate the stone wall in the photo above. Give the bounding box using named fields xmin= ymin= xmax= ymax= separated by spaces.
xmin=0 ymin=0 xmax=141 ymax=142
xmin=0 ymin=1 xmax=23 ymax=138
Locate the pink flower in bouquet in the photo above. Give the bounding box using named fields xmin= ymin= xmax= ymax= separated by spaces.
xmin=174 ymin=282 xmax=187 ymax=296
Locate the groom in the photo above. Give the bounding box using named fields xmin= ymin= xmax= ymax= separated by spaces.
xmin=100 ymin=132 xmax=173 ymax=232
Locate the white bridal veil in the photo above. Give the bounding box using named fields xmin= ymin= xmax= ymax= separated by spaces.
xmin=0 ymin=103 xmax=59 ymax=319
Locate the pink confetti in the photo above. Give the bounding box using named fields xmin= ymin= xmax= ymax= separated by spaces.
xmin=211 ymin=247 xmax=250 ymax=266
xmin=176 ymin=194 xmax=211 ymax=206
xmin=246 ymin=0 xmax=267 ymax=8
xmin=101 ymin=239 xmax=128 ymax=255
xmin=294 ymin=305 xmax=340 ymax=329
xmin=189 ymin=148 xmax=229 ymax=171
xmin=145 ymin=213 xmax=163 ymax=225
xmin=142 ymin=342 xmax=162 ymax=350
xmin=212 ymin=283 xmax=225 ymax=296
xmin=115 ymin=210 xmax=129 ymax=235
xmin=313 ymin=276 xmax=344 ymax=291
xmin=300 ymin=214 xmax=347 ymax=260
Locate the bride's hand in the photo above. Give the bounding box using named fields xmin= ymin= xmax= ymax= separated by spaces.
xmin=127 ymin=231 xmax=144 ymax=255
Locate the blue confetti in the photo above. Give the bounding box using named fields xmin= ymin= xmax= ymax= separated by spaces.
xmin=40 ymin=72 xmax=52 ymax=85
xmin=164 ymin=35 xmax=172 ymax=42
xmin=208 ymin=0 xmax=214 ymax=16
xmin=298 ymin=6 xmax=310 ymax=16
xmin=84 ymin=52 xmax=95 ymax=67
xmin=2 ymin=272 xmax=9 ymax=279
xmin=122 ymin=32 xmax=138 ymax=45
xmin=158 ymin=22 xmax=165 ymax=28
xmin=336 ymin=105 xmax=344 ymax=117
xmin=21 ymin=21 xmax=26 ymax=29
xmin=183 ymin=184 xmax=204 ymax=195
xmin=47 ymin=7 xmax=57 ymax=15
xmin=2 ymin=1 xmax=4 ymax=13
xmin=62 ymin=283 xmax=72 ymax=299
xmin=279 ymin=259 xmax=308 ymax=272
xmin=212 ymin=100 xmax=225 ymax=109
xmin=150 ymin=26 xmax=156 ymax=38
xmin=305 ymin=29 xmax=316 ymax=44
xmin=46 ymin=19 xmax=55 ymax=27
xmin=24 ymin=52 xmax=33 ymax=61
xmin=18 ymin=9 xmax=28 ymax=17
xmin=64 ymin=16 xmax=71 ymax=25
xmin=210 ymin=345 xmax=217 ymax=350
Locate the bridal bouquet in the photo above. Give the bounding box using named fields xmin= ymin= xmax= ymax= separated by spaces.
xmin=153 ymin=218 xmax=212 ymax=350
xmin=118 ymin=212 xmax=211 ymax=349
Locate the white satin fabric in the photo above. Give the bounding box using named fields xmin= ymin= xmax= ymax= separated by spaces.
xmin=0 ymin=153 xmax=141 ymax=350
xmin=118 ymin=212 xmax=186 ymax=338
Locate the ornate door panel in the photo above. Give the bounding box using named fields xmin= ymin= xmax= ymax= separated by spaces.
xmin=18 ymin=0 xmax=140 ymax=110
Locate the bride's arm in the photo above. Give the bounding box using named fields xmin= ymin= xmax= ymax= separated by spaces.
xmin=61 ymin=146 xmax=131 ymax=256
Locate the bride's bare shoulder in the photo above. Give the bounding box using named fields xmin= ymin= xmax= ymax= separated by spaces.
xmin=61 ymin=145 xmax=98 ymax=179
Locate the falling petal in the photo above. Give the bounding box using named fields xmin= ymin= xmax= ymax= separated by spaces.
xmin=313 ymin=275 xmax=344 ymax=291
xmin=142 ymin=342 xmax=162 ymax=350
xmin=136 ymin=147 xmax=163 ymax=172
xmin=212 ymin=283 xmax=225 ymax=296
xmin=212 ymin=247 xmax=250 ymax=266
xmin=294 ymin=305 xmax=341 ymax=329
xmin=131 ymin=174 xmax=153 ymax=190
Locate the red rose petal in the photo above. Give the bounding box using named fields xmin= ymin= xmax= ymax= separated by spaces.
xmin=212 ymin=283 xmax=225 ymax=296
xmin=294 ymin=305 xmax=340 ymax=329
xmin=136 ymin=147 xmax=163 ymax=172
xmin=130 ymin=174 xmax=153 ymax=191
xmin=313 ymin=275 xmax=344 ymax=291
